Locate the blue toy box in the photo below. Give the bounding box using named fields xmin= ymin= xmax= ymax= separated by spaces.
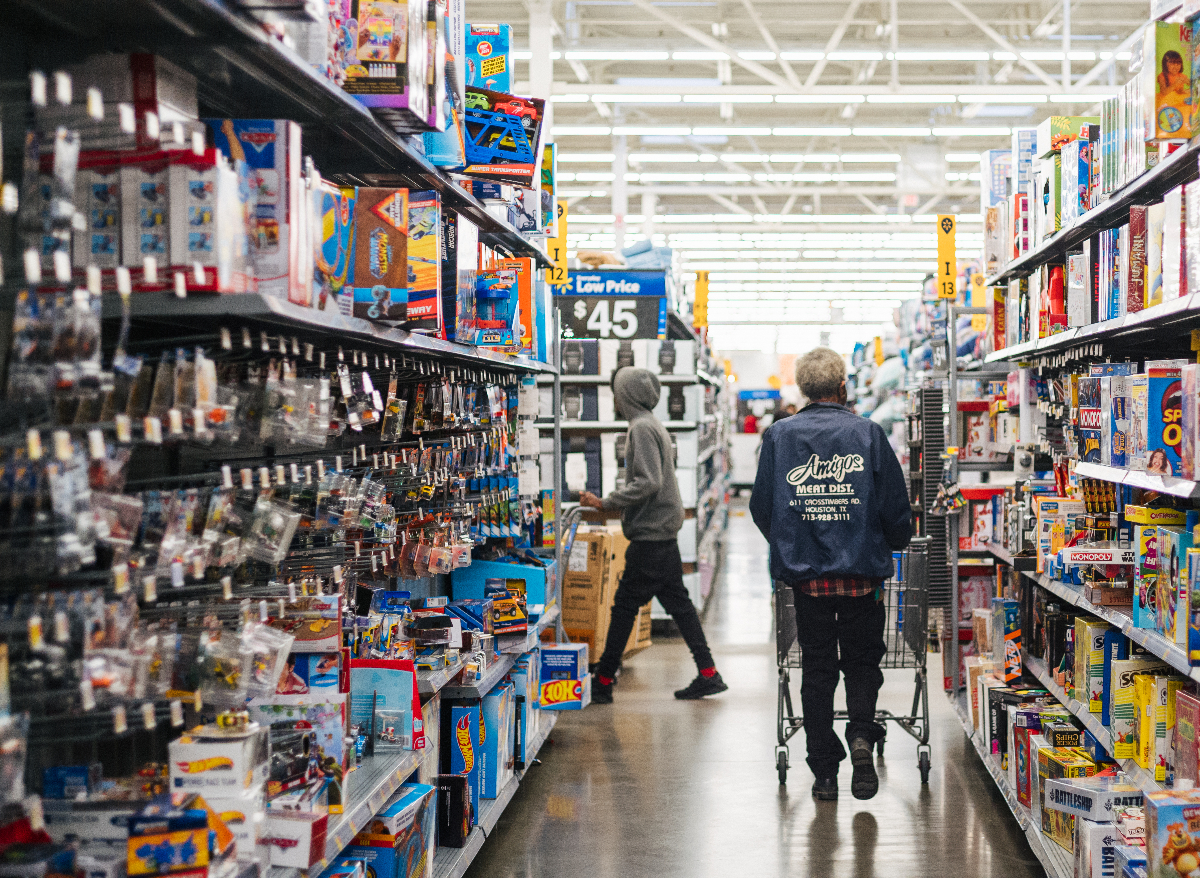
xmin=538 ymin=643 xmax=590 ymax=710
xmin=480 ymin=682 xmax=516 ymax=798
xmin=450 ymin=557 xmax=557 ymax=610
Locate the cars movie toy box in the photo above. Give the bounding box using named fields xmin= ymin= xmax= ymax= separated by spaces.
xmin=538 ymin=643 xmax=590 ymax=710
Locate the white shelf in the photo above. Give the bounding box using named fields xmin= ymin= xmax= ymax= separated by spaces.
xmin=432 ymin=713 xmax=558 ymax=879
xmin=417 ymin=656 xmax=468 ymax=698
xmin=1022 ymin=656 xmax=1162 ymax=791
xmin=1073 ymin=461 xmax=1200 ymax=499
xmin=442 ymin=653 xmax=519 ymax=700
xmin=498 ymin=605 xmax=560 ymax=655
xmin=537 ymin=419 xmax=702 ymax=430
xmin=950 ymin=696 xmax=1073 ymax=878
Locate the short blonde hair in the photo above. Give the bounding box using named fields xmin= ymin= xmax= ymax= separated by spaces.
xmin=795 ymin=347 xmax=846 ymax=400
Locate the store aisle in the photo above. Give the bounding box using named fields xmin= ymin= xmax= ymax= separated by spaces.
xmin=470 ymin=504 xmax=1044 ymax=878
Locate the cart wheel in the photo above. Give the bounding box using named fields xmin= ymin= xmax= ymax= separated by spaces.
xmin=919 ymin=751 xmax=931 ymax=785
xmin=876 ymin=739 xmax=885 ymax=757
xmin=777 ymin=750 xmax=789 ymax=785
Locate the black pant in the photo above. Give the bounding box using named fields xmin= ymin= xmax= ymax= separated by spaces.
xmin=792 ymin=587 xmax=887 ymax=779
xmin=596 ymin=539 xmax=715 ymax=679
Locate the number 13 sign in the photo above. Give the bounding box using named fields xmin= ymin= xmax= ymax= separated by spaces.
xmin=936 ymin=214 xmax=957 ymax=300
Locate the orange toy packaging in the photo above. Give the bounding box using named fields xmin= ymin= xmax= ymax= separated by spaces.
xmin=1145 ymin=788 xmax=1200 ymax=877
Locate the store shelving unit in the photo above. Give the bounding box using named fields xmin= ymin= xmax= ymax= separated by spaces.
xmin=432 ymin=713 xmax=559 ymax=879
xmin=1072 ymin=461 xmax=1200 ymax=500
xmin=950 ymin=696 xmax=1073 ymax=878
xmin=3 ymin=0 xmax=550 ymax=266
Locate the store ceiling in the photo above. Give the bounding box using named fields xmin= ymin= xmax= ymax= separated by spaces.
xmin=481 ymin=0 xmax=1148 ymax=342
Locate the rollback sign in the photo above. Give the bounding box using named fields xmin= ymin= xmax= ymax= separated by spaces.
xmin=785 ymin=453 xmax=865 ymax=523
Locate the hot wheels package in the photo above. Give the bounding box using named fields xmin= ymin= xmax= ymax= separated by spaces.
xmin=244 ymin=495 xmax=301 ymax=565
xmin=241 ymin=621 xmax=295 ymax=699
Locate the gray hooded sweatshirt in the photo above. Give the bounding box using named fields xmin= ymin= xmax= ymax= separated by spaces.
xmin=601 ymin=367 xmax=684 ymax=541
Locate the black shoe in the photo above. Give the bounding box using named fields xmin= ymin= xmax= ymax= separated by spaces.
xmin=673 ymin=672 xmax=728 ymax=700
xmin=849 ymin=737 xmax=879 ymax=800
xmin=592 ymin=679 xmax=613 ymax=704
xmin=812 ymin=777 xmax=838 ymax=800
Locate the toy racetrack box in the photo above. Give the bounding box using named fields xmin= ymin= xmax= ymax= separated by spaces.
xmin=341 ymin=783 xmax=436 ymax=878
xmin=466 ymin=24 xmax=512 ymax=92
xmin=539 ymin=643 xmax=590 ymax=710
xmin=462 ymin=87 xmax=546 ymax=187
xmin=343 ymin=187 xmax=409 ymax=322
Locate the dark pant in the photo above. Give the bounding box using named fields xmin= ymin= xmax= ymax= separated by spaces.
xmin=792 ymin=587 xmax=887 ymax=779
xmin=596 ymin=539 xmax=715 ymax=679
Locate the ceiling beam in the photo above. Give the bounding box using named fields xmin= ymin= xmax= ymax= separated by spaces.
xmin=707 ymin=192 xmax=753 ymax=214
xmin=552 ymin=83 xmax=1115 ymax=97
xmin=1074 ymin=24 xmax=1145 ymax=89
xmin=943 ymin=0 xmax=1059 ymax=89
xmin=855 ymin=194 xmax=886 ymax=214
xmin=738 ymin=0 xmax=802 ymax=89
xmin=805 ymin=0 xmax=864 ymax=88
xmin=623 ymin=0 xmax=795 ymax=91
xmin=587 ymin=184 xmax=976 ymax=197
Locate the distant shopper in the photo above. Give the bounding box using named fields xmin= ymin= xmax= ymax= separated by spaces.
xmin=580 ymin=367 xmax=726 ymax=704
xmin=743 ymin=412 xmax=759 ymax=434
xmin=749 ymin=347 xmax=911 ymax=802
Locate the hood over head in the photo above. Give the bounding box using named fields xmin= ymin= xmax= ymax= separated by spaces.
xmin=613 ymin=367 xmax=661 ymax=417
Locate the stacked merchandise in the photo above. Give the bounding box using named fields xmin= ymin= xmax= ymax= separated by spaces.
xmin=535 ymin=329 xmax=731 ymax=614
xmin=0 ymin=12 xmax=568 ymax=877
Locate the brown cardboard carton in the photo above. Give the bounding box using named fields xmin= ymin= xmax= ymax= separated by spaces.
xmin=562 ymin=526 xmax=650 ymax=658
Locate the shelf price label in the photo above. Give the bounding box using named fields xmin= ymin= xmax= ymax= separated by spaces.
xmin=936 ymin=214 xmax=957 ymax=300
xmin=547 ymin=200 xmax=569 ymax=286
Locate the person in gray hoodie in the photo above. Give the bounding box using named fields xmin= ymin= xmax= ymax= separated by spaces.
xmin=580 ymin=367 xmax=727 ymax=703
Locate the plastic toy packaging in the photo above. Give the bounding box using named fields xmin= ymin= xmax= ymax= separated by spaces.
xmin=91 ymin=491 xmax=144 ymax=550
xmin=154 ymin=489 xmax=204 ymax=585
xmin=244 ymin=495 xmax=301 ymax=564
xmin=88 ymin=443 xmax=132 ymax=493
xmin=48 ymin=441 xmax=97 ymax=574
xmin=380 ymin=373 xmax=407 ymax=442
xmin=358 ymin=477 xmax=388 ymax=525
xmin=0 ymin=714 xmax=29 ymax=806
xmin=201 ymin=488 xmax=251 ymax=568
xmin=287 ymin=375 xmax=331 ymax=449
xmin=193 ymin=627 xmax=249 ymax=705
xmin=240 ymin=621 xmax=294 ymax=699
xmin=82 ymin=647 xmax=140 ymax=704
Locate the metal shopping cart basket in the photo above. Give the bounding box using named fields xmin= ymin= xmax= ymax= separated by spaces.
xmin=774 ymin=537 xmax=932 ymax=785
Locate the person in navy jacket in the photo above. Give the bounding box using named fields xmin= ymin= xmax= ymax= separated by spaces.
xmin=750 ymin=347 xmax=911 ymax=802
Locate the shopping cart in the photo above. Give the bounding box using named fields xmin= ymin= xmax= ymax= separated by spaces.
xmin=774 ymin=537 xmax=932 ymax=785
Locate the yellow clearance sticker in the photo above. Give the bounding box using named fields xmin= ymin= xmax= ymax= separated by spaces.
xmin=937 ymin=214 xmax=957 ymax=299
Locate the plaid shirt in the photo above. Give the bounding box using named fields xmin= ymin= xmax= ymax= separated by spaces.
xmin=796 ymin=576 xmax=881 ymax=598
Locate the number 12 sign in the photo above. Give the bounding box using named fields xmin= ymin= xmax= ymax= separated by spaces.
xmin=937 ymin=214 xmax=957 ymax=300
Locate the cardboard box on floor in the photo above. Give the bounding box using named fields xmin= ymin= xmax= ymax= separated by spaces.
xmin=562 ymin=526 xmax=651 ymax=660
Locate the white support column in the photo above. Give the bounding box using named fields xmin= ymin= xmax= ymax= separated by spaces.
xmin=612 ymin=133 xmax=628 ymax=252
xmin=529 ymin=0 xmax=554 ymax=132
xmin=1061 ymin=0 xmax=1071 ymax=89
xmin=641 ymin=192 xmax=657 ymax=240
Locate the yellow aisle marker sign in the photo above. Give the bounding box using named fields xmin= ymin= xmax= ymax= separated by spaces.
xmin=873 ymin=336 xmax=884 ymax=366
xmin=693 ymin=270 xmax=709 ymax=328
xmin=547 ymin=200 xmax=569 ymax=286
xmin=970 ymin=272 xmax=988 ymax=331
xmin=937 ymin=214 xmax=957 ymax=299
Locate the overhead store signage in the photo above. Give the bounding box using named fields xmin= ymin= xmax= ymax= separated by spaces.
xmin=937 ymin=214 xmax=957 ymax=300
xmin=557 ymin=270 xmax=668 ymax=339
xmin=739 ymin=390 xmax=781 ymax=400
xmin=693 ymin=270 xmax=709 ymax=328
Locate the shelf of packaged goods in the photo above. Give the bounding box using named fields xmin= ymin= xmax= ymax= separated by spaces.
xmin=417 ymin=656 xmax=468 ymax=699
xmin=432 ymin=712 xmax=557 ymax=879
xmin=1073 ymin=461 xmax=1200 ymax=499
xmin=957 ymin=460 xmax=1013 ymax=472
xmin=985 ymin=292 xmax=1200 ymax=364
xmin=7 ymin=0 xmax=551 ymax=268
xmin=1022 ymin=655 xmax=1163 ymax=792
xmin=266 ymin=750 xmax=422 ymax=878
xmin=1020 ymin=568 xmax=1200 ymax=684
xmin=950 ymin=695 xmax=1073 ymax=878
xmin=536 ymin=375 xmax=706 ymax=385
xmin=985 ymin=135 xmax=1200 ymax=288
xmin=697 ymin=442 xmax=721 ymax=466
xmin=101 ymin=293 xmax=556 ymax=374
xmin=497 ymin=604 xmax=559 ymax=655
xmin=536 ymin=420 xmax=700 ymax=430
xmin=983 ymin=542 xmax=1039 ymax=572
xmin=441 ymin=652 xmax=519 ymax=701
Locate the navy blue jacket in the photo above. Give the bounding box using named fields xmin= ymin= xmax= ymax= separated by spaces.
xmin=749 ymin=402 xmax=911 ymax=583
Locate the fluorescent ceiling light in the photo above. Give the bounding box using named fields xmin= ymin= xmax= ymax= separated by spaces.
xmin=550 ymin=94 xmax=590 ymax=103
xmin=564 ymin=50 xmax=669 ymax=60
xmin=555 ymin=126 xmax=613 ymax=136
xmin=828 ymin=50 xmax=884 ymax=60
xmin=1099 ymin=51 xmax=1134 ymax=60
xmin=738 ymin=51 xmax=777 ymax=60
xmin=931 ymin=127 xmax=1011 ymax=136
xmin=558 ymin=153 xmax=616 ymax=162
xmin=866 ymin=94 xmax=954 ymax=103
xmin=704 ymin=173 xmax=754 ymax=181
xmin=779 ymin=51 xmax=826 ymax=61
xmin=558 ymin=189 xmax=609 ymax=198
xmin=637 ymin=172 xmax=706 ymax=181
xmin=692 ymin=126 xmax=773 ymax=135
xmin=776 ymin=94 xmax=865 ymax=103
xmin=852 ymin=127 xmax=932 ymax=137
xmin=946 ymin=171 xmax=982 ymax=181
xmin=721 ymin=153 xmax=770 ymax=162
xmin=993 ymin=50 xmax=1096 ymax=61
xmin=773 ymin=127 xmax=853 ymax=136
xmin=839 ymin=153 xmax=901 ymax=162
xmin=768 ymin=153 xmax=836 ymax=162
xmin=945 ymin=152 xmax=981 ymax=162
xmin=592 ymin=94 xmax=682 ymax=103
xmin=672 ymin=51 xmax=728 ymax=60
xmin=889 ymin=51 xmax=989 ymax=61
xmin=959 ymin=94 xmax=1048 ymax=103
xmin=612 ymin=125 xmax=693 ymax=135
xmin=1050 ymin=94 xmax=1110 ymax=103
xmin=573 ymin=171 xmax=617 ymax=181
xmin=630 ymin=152 xmax=701 ymax=162
xmin=683 ymin=94 xmax=774 ymax=103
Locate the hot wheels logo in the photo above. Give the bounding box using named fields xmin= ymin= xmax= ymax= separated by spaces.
xmin=540 ymin=679 xmax=582 ymax=705
xmin=175 ymin=757 xmax=234 ymax=773
xmin=455 ymin=715 xmax=475 ymax=773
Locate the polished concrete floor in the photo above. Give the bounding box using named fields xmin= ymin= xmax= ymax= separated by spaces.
xmin=470 ymin=504 xmax=1045 ymax=878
